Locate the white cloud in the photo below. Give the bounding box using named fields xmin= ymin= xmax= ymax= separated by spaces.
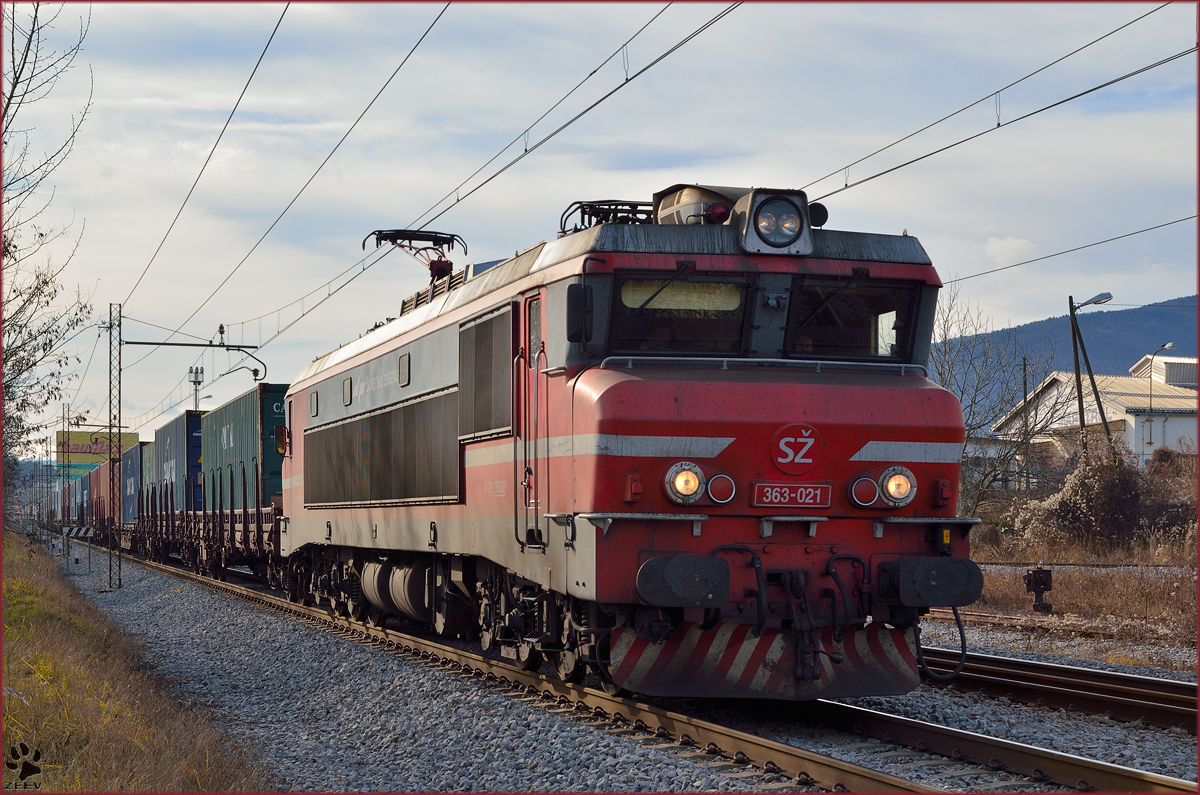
xmin=983 ymin=236 xmax=1039 ymax=267
xmin=7 ymin=2 xmax=1195 ymax=435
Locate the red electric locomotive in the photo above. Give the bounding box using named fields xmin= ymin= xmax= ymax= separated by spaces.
xmin=275 ymin=183 xmax=982 ymax=700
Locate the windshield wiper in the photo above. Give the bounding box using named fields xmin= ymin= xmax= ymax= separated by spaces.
xmin=791 ymin=267 xmax=868 ymax=333
xmin=611 ymin=260 xmax=694 ymax=332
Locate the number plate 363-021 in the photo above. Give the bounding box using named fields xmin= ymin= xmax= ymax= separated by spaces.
xmin=751 ymin=482 xmax=832 ymax=508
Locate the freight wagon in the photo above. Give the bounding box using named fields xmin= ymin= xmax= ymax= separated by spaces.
xmin=200 ymin=383 xmax=288 ymax=512
xmin=155 ymin=410 xmax=204 ymax=512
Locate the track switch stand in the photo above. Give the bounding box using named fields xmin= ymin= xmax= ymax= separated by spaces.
xmin=1023 ymin=566 xmax=1053 ymax=614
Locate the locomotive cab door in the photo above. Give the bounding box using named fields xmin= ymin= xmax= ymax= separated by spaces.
xmin=517 ymin=291 xmax=550 ymax=548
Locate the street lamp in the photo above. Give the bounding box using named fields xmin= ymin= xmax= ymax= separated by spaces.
xmin=1068 ymin=292 xmax=1114 ymax=457
xmin=1146 ymin=341 xmax=1177 ymax=446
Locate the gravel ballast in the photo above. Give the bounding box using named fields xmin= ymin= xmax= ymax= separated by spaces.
xmin=61 ymin=555 xmax=759 ymax=792
xmin=61 ymin=552 xmax=1197 ymax=789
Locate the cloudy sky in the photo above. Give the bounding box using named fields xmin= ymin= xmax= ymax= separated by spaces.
xmin=10 ymin=2 xmax=1196 ymax=442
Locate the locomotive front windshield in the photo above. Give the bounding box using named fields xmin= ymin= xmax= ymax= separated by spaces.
xmin=609 ymin=275 xmax=749 ymax=354
xmin=784 ymin=278 xmax=918 ymax=360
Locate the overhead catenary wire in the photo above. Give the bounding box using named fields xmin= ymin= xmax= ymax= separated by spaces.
xmin=67 ymin=327 xmax=104 ymax=409
xmin=800 ymin=2 xmax=1170 ymax=193
xmin=421 ymin=2 xmax=741 ymax=230
xmin=53 ymin=320 xmax=105 ymax=351
xmin=123 ymin=2 xmax=451 ymax=372
xmin=813 ymin=45 xmax=1197 ymax=203
xmin=944 ymin=215 xmax=1197 ymax=284
xmin=127 ymin=350 xmax=207 ymax=431
xmin=130 ymin=5 xmax=740 ymax=431
xmin=123 ymin=10 xmax=1191 ymax=431
xmin=408 ymin=3 xmax=673 ymax=229
xmin=124 ymin=208 xmax=1198 ymax=429
xmin=123 ymin=316 xmax=210 ymax=342
xmin=242 ymin=10 xmax=1174 ymax=338
xmin=228 ymin=3 xmax=679 ymax=334
xmin=122 ymin=4 xmax=290 ymax=307
xmin=66 ymin=317 xmax=207 ymax=430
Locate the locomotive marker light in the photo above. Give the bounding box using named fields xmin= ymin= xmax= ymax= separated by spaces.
xmin=849 ymin=476 xmax=880 ymax=507
xmin=706 ymin=473 xmax=736 ymax=504
xmin=702 ymin=202 xmax=731 ymax=224
xmin=664 ymin=461 xmax=705 ymax=505
xmin=878 ymin=465 xmax=917 ymax=508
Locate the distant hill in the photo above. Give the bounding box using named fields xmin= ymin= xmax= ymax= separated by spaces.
xmin=985 ymin=295 xmax=1196 ymax=376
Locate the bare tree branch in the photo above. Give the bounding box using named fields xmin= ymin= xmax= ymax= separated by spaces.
xmin=929 ymin=283 xmax=1072 ymax=517
xmin=3 ymin=2 xmax=95 ymax=509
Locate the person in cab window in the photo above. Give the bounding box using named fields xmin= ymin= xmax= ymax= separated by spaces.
xmin=641 ymin=323 xmax=674 ymax=351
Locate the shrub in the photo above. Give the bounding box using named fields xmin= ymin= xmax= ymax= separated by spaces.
xmin=1012 ymin=441 xmax=1197 ymax=554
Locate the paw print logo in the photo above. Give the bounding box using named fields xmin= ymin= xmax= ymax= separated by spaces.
xmin=5 ymin=743 xmax=42 ymax=781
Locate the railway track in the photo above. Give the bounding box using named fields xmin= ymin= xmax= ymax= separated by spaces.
xmin=926 ymin=607 xmax=1123 ymax=640
xmin=921 ymin=648 xmax=1197 ymax=733
xmin=87 ymin=547 xmax=1197 ymax=793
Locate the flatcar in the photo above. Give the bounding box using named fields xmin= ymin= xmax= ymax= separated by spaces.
xmin=259 ymin=182 xmax=982 ymax=700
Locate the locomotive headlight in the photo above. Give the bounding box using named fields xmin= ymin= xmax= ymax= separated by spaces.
xmin=665 ymin=461 xmax=705 ymax=505
xmin=879 ymin=466 xmax=916 ymax=508
xmin=754 ymin=197 xmax=804 ymax=247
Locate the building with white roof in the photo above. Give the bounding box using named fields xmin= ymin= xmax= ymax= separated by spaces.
xmin=994 ymin=355 xmax=1197 ymax=467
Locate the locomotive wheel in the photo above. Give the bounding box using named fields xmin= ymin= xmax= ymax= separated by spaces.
xmin=516 ymin=642 xmax=543 ymax=672
xmin=365 ymin=606 xmax=387 ymax=628
xmin=595 ymin=666 xmax=629 ymax=697
xmin=348 ymin=602 xmax=368 ymax=622
xmin=551 ymin=651 xmax=585 ymax=684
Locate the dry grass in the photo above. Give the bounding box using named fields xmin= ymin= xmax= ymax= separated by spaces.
xmin=971 ymin=527 xmax=1196 ymax=567
xmin=2 ymin=529 xmax=275 ymax=791
xmin=973 ymin=564 xmax=1197 ymax=645
xmin=970 ymin=532 xmax=1197 ymax=647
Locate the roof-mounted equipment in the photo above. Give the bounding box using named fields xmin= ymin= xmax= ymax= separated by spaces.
xmin=363 ymin=229 xmax=467 ymax=282
xmin=652 ymin=184 xmax=829 ymax=254
xmin=654 ymin=185 xmax=741 ymax=226
xmin=559 ymin=200 xmax=653 ymax=237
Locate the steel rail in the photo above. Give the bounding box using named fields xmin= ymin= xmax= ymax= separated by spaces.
xmin=102 ymin=550 xmax=1195 ymax=793
xmin=807 ymin=701 xmax=1196 ymax=793
xmin=111 ymin=553 xmax=936 ymax=792
xmin=922 ymin=647 xmax=1197 ymax=733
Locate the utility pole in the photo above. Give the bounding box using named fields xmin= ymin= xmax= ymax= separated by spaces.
xmin=1069 ymin=297 xmax=1088 ymax=458
xmin=61 ymin=402 xmax=70 ymax=560
xmin=108 ymin=303 xmax=123 ymax=590
xmin=1068 ymin=292 xmax=1115 ymax=460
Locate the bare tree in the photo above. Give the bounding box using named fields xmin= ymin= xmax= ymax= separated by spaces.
xmin=929 ymin=282 xmax=1072 ymax=518
xmin=3 ymin=2 xmax=95 ymax=508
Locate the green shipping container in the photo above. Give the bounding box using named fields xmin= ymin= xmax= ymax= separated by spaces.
xmin=200 ymin=383 xmax=288 ymax=510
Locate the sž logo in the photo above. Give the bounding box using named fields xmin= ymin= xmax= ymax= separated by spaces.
xmin=771 ymin=423 xmax=822 ymax=475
